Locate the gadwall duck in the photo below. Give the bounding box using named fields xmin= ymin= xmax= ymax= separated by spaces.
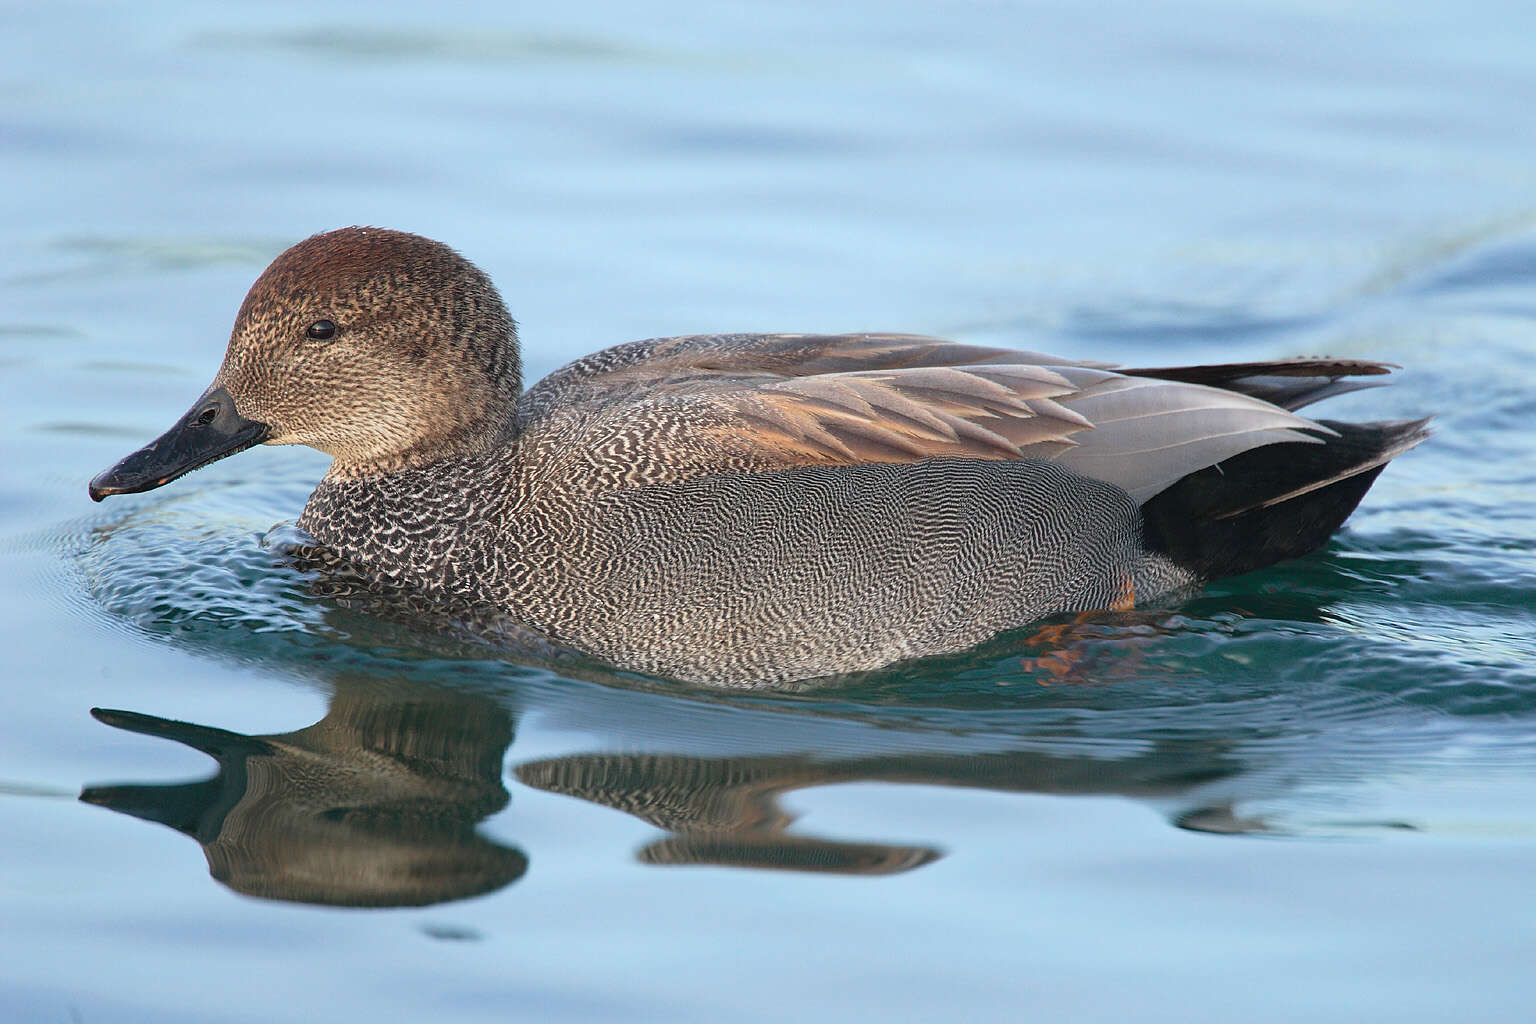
xmin=89 ymin=228 xmax=1427 ymax=684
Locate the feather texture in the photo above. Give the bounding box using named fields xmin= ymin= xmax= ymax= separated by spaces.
xmin=518 ymin=333 xmax=1374 ymax=502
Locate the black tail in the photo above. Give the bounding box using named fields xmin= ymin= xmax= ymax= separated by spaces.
xmin=1140 ymin=417 xmax=1429 ymax=581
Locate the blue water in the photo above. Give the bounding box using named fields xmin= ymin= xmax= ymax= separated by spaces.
xmin=5 ymin=1 xmax=1536 ymax=1021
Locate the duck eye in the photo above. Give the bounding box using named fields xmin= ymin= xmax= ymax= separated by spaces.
xmin=306 ymin=319 xmax=338 ymax=341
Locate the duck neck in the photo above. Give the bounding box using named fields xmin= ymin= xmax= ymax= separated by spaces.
xmin=299 ymin=449 xmax=512 ymax=602
xmin=324 ymin=405 xmax=520 ymax=481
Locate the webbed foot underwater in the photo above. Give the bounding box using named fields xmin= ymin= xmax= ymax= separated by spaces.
xmin=89 ymin=227 xmax=1427 ymax=685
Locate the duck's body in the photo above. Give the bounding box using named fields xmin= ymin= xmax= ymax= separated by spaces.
xmin=299 ymin=438 xmax=1192 ymax=683
xmin=89 ymin=229 xmax=1427 ymax=685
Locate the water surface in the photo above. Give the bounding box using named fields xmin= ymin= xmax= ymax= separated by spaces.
xmin=4 ymin=1 xmax=1535 ymax=1021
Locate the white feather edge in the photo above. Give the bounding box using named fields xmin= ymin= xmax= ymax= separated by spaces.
xmin=1042 ymin=370 xmax=1333 ymax=502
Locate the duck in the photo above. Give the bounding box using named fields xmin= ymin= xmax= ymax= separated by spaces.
xmin=88 ymin=227 xmax=1427 ymax=685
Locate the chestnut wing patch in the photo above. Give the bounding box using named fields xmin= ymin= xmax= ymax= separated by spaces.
xmin=718 ymin=363 xmax=1097 ymax=464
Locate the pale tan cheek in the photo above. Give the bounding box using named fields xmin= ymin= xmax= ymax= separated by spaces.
xmin=261 ymin=425 xmax=319 ymax=449
xmin=273 ymin=406 xmax=427 ymax=462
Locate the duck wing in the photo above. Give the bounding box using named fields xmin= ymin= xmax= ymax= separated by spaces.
xmin=517 ymin=333 xmax=1101 ymax=421
xmin=519 ymin=333 xmax=1395 ymax=503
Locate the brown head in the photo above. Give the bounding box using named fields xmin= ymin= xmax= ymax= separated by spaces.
xmin=89 ymin=228 xmax=521 ymax=500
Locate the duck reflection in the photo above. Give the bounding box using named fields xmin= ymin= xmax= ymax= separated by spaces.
xmin=80 ymin=681 xmax=524 ymax=908
xmin=83 ymin=660 xmax=1267 ymax=903
xmin=519 ymin=753 xmax=940 ymax=875
xmin=517 ymin=742 xmax=1242 ymax=876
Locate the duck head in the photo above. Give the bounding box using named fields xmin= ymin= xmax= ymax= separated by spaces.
xmin=89 ymin=227 xmax=520 ymax=501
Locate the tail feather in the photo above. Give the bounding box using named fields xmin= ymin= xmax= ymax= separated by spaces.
xmin=1121 ymin=357 xmax=1394 ymax=411
xmin=1214 ymin=417 xmax=1430 ymax=518
xmin=1139 ymin=417 xmax=1429 ymax=581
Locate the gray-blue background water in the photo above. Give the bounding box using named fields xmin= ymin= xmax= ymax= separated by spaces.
xmin=4 ymin=1 xmax=1535 ymax=1020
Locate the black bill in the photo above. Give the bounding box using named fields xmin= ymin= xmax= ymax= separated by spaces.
xmin=88 ymin=386 xmax=270 ymax=501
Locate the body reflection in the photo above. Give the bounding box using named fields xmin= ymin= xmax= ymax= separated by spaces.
xmin=517 ymin=743 xmax=1242 ymax=876
xmin=82 ymin=661 xmax=1271 ymax=905
xmin=81 ymin=681 xmax=524 ymax=907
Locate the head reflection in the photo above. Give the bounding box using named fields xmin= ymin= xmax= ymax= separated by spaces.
xmin=80 ymin=681 xmax=524 ymax=908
